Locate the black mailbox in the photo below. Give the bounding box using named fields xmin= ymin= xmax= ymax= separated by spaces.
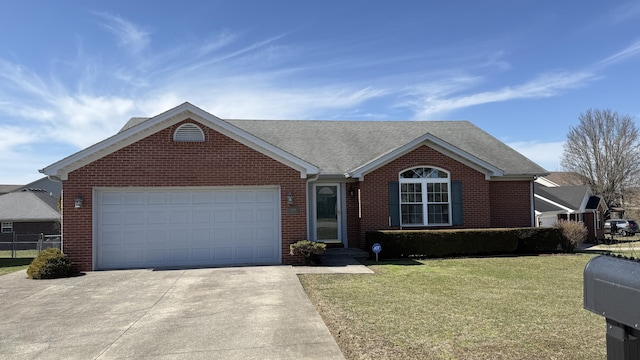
xmin=584 ymin=255 xmax=640 ymax=359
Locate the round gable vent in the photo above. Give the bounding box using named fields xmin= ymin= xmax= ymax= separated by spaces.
xmin=173 ymin=123 xmax=205 ymax=142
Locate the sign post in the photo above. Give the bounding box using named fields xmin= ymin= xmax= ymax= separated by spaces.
xmin=371 ymin=243 xmax=382 ymax=262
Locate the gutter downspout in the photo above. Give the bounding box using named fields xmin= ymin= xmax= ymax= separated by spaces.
xmin=305 ymin=174 xmax=320 ymax=241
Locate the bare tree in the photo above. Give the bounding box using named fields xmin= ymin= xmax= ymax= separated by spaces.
xmin=561 ymin=108 xmax=640 ymax=207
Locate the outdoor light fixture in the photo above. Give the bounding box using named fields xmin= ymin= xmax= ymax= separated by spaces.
xmin=349 ymin=186 xmax=357 ymax=197
xmin=287 ymin=192 xmax=294 ymax=205
xmin=75 ymin=195 xmax=84 ymax=208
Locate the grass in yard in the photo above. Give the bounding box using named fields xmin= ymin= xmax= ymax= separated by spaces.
xmin=299 ymin=254 xmax=605 ymax=360
xmin=0 ymin=258 xmax=32 ymax=276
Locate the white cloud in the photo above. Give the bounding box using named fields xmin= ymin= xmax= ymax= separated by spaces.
xmin=507 ymin=140 xmax=565 ymax=171
xmin=409 ymin=71 xmax=597 ymax=118
xmin=0 ymin=126 xmax=38 ymax=153
xmin=96 ymin=13 xmax=150 ymax=54
xmin=597 ymin=39 xmax=640 ymax=68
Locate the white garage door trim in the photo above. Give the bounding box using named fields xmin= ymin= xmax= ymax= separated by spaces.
xmin=92 ymin=186 xmax=281 ymax=270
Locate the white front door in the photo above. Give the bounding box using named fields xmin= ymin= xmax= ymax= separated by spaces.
xmin=314 ymin=184 xmax=342 ymax=242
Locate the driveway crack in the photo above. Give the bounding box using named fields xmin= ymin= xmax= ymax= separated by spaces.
xmin=93 ymin=270 xmax=186 ymax=360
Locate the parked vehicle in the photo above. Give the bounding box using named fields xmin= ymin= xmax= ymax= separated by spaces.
xmin=604 ymin=219 xmax=639 ymax=236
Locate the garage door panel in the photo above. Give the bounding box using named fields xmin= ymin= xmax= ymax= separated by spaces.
xmin=214 ymin=209 xmax=233 ymax=223
xmin=192 ymin=191 xmax=212 ymax=204
xmin=147 ymin=192 xmax=167 ymax=204
xmin=192 ymin=210 xmax=211 ymax=223
xmin=256 ymin=190 xmax=276 ymax=203
xmin=236 ymin=191 xmax=254 ymax=203
xmin=147 ymin=211 xmax=167 ymax=224
xmin=170 ymin=192 xmax=190 ymax=204
xmin=257 ymin=246 xmax=275 ymax=259
xmin=124 ymin=211 xmax=145 ymax=225
xmin=236 ymin=209 xmax=254 ymax=223
xmin=170 ymin=210 xmax=189 ymax=224
xmin=236 ymin=228 xmax=254 ymax=242
xmin=215 ymin=247 xmax=233 ymax=261
xmin=236 ymin=247 xmax=254 ymax=260
xmin=214 ymin=191 xmax=233 ymax=203
xmin=124 ymin=230 xmax=145 ymax=245
xmin=96 ymin=187 xmax=280 ymax=269
xmin=192 ymin=248 xmax=211 ymax=261
xmin=257 ymin=208 xmax=276 ymax=222
xmin=102 ymin=211 xmax=122 ymax=225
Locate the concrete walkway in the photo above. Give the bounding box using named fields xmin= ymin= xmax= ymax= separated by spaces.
xmin=293 ymin=257 xmax=374 ymax=275
xmin=0 ymin=266 xmax=345 ymax=360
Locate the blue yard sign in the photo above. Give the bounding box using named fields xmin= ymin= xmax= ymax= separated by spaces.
xmin=372 ymin=243 xmax=381 ymax=262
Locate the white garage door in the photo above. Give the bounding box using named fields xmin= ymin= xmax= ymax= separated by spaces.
xmin=95 ymin=187 xmax=281 ymax=269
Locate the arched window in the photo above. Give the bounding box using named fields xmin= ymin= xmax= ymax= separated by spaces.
xmin=173 ymin=123 xmax=205 ymax=142
xmin=399 ymin=167 xmax=451 ymax=226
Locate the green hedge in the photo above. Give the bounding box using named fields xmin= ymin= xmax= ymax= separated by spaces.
xmin=365 ymin=227 xmax=561 ymax=259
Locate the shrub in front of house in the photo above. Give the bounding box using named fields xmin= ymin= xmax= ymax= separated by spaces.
xmin=27 ymin=248 xmax=77 ymax=279
xmin=366 ymin=227 xmax=561 ymax=259
xmin=513 ymin=227 xmax=562 ymax=254
xmin=290 ymin=240 xmax=327 ymax=265
xmin=555 ymin=220 xmax=588 ymax=252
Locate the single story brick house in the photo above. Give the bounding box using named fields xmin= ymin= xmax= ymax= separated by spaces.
xmin=41 ymin=102 xmax=547 ymax=271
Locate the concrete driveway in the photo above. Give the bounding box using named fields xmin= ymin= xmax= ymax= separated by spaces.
xmin=0 ymin=266 xmax=345 ymax=360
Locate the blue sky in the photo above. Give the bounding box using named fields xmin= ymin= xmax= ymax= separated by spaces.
xmin=2 ymin=1 xmax=640 ymax=184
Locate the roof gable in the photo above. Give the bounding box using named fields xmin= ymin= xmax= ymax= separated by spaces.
xmin=40 ymin=103 xmax=319 ymax=180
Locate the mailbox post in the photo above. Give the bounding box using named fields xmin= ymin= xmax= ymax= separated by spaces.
xmin=584 ymin=255 xmax=640 ymax=359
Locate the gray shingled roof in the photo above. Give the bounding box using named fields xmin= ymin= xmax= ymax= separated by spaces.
xmin=535 ymin=184 xmax=593 ymax=210
xmin=120 ymin=116 xmax=547 ymax=177
xmin=535 ymin=197 xmax=565 ymax=212
xmin=0 ymin=191 xmax=60 ymax=222
xmin=227 ymin=120 xmax=546 ymax=176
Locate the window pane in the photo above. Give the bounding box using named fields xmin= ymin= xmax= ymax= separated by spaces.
xmin=426 ymin=182 xmax=448 ymax=204
xmin=402 ymin=204 xmax=423 ymax=225
xmin=428 ymin=204 xmax=449 ymax=224
xmin=401 ymin=183 xmax=422 ymax=203
xmin=401 ymin=167 xmax=449 ymax=179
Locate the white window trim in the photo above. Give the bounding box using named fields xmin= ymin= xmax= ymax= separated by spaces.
xmin=1 ymin=222 xmax=12 ymax=233
xmin=399 ymin=166 xmax=452 ymax=227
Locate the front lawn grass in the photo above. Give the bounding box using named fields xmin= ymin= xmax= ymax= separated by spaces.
xmin=299 ymin=254 xmax=605 ymax=360
xmin=0 ymin=258 xmax=32 ymax=276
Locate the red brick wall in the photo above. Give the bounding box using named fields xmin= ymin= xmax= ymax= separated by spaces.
xmin=346 ymin=183 xmax=361 ymax=248
xmin=62 ymin=120 xmax=307 ymax=271
xmin=489 ymin=181 xmax=533 ymax=227
xmin=356 ymin=145 xmax=493 ymax=247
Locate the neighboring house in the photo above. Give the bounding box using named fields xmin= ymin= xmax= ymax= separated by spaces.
xmin=13 ymin=177 xmax=62 ymax=197
xmin=40 ymin=102 xmax=548 ymax=271
xmin=534 ymin=183 xmax=607 ymax=241
xmin=0 ymin=189 xmax=61 ymax=244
